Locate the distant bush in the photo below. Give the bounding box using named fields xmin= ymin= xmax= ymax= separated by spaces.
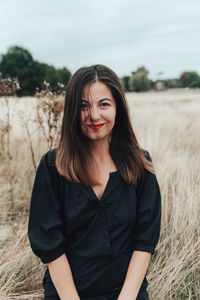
xmin=162 ymin=78 xmax=182 ymax=88
xmin=121 ymin=76 xmax=131 ymax=92
xmin=129 ymin=66 xmax=151 ymax=92
xmin=179 ymin=72 xmax=200 ymax=88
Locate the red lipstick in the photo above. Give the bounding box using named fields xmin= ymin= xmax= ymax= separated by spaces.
xmin=87 ymin=123 xmax=105 ymax=130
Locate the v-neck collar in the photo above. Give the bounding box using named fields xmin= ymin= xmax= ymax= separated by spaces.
xmin=88 ymin=171 xmax=121 ymax=204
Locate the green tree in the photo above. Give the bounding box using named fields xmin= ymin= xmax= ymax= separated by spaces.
xmin=56 ymin=67 xmax=71 ymax=86
xmin=180 ymin=72 xmax=200 ymax=88
xmin=121 ymin=76 xmax=130 ymax=92
xmin=42 ymin=64 xmax=60 ymax=88
xmin=0 ymin=46 xmax=37 ymax=95
xmin=0 ymin=45 xmax=71 ymax=95
xmin=129 ymin=66 xmax=151 ymax=92
xmin=42 ymin=64 xmax=71 ymax=89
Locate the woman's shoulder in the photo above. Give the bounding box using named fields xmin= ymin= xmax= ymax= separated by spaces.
xmin=41 ymin=148 xmax=57 ymax=167
xmin=40 ymin=148 xmax=71 ymax=186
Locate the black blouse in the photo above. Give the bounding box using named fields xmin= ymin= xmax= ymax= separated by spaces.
xmin=28 ymin=148 xmax=162 ymax=300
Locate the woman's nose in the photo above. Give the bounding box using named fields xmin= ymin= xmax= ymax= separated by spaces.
xmin=90 ymin=106 xmax=100 ymax=120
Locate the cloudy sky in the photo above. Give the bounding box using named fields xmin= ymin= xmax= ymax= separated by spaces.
xmin=1 ymin=0 xmax=200 ymax=80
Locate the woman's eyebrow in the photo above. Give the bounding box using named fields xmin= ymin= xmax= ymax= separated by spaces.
xmin=81 ymin=98 xmax=112 ymax=102
xmin=99 ymin=98 xmax=112 ymax=102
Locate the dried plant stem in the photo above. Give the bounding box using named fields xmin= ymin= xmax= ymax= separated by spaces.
xmin=36 ymin=107 xmax=48 ymax=143
xmin=7 ymin=161 xmax=14 ymax=220
xmin=21 ymin=118 xmax=37 ymax=172
xmin=5 ymin=97 xmax=12 ymax=160
xmin=4 ymin=97 xmax=15 ymax=221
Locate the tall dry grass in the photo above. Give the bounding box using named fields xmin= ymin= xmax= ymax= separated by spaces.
xmin=0 ymin=88 xmax=199 ymax=299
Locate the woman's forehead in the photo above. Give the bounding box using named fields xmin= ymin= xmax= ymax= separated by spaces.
xmin=81 ymin=81 xmax=113 ymax=101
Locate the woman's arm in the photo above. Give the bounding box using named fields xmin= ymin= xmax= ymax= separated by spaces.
xmin=117 ymin=251 xmax=151 ymax=300
xmin=28 ymin=152 xmax=80 ymax=299
xmin=48 ymin=253 xmax=80 ymax=300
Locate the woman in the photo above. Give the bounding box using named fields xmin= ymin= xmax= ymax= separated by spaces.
xmin=28 ymin=64 xmax=162 ymax=300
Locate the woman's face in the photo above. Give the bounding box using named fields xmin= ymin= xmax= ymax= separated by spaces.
xmin=80 ymin=81 xmax=117 ymax=142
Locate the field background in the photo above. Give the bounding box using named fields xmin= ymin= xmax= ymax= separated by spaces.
xmin=0 ymin=88 xmax=199 ymax=299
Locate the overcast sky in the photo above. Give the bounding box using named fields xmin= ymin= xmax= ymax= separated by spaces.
xmin=1 ymin=0 xmax=200 ymax=80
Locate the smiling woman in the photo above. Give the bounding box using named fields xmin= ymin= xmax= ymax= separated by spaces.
xmin=28 ymin=64 xmax=162 ymax=300
xmin=54 ymin=64 xmax=155 ymax=187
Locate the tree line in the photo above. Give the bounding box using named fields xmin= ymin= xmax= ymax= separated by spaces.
xmin=0 ymin=46 xmax=71 ymax=96
xmin=121 ymin=67 xmax=200 ymax=92
xmin=0 ymin=45 xmax=200 ymax=95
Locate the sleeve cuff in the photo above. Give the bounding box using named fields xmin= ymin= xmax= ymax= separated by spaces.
xmin=132 ymin=244 xmax=156 ymax=254
xmin=40 ymin=247 xmax=67 ymax=264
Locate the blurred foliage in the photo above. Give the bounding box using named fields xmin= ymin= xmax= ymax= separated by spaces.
xmin=120 ymin=67 xmax=200 ymax=92
xmin=0 ymin=46 xmax=71 ymax=96
xmin=163 ymin=79 xmax=181 ymax=89
xmin=1 ymin=46 xmax=200 ymax=95
xmin=179 ymin=72 xmax=200 ymax=88
xmin=39 ymin=63 xmax=71 ymax=91
xmin=121 ymin=76 xmax=131 ymax=92
xmin=129 ymin=66 xmax=151 ymax=92
xmin=0 ymin=77 xmax=20 ymax=96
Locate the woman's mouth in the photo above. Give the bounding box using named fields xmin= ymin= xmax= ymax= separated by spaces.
xmin=87 ymin=123 xmax=105 ymax=130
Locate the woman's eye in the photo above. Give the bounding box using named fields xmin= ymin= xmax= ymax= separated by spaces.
xmin=80 ymin=103 xmax=89 ymax=110
xmin=101 ymin=102 xmax=110 ymax=107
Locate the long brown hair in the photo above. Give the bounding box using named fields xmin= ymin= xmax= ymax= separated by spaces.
xmin=56 ymin=64 xmax=154 ymax=186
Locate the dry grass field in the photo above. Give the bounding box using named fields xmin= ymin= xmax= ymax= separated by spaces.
xmin=0 ymin=88 xmax=199 ymax=299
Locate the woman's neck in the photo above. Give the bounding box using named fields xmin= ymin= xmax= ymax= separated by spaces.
xmin=89 ymin=139 xmax=117 ymax=176
xmin=90 ymin=139 xmax=110 ymax=163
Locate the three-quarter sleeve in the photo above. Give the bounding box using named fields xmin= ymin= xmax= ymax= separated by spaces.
xmin=28 ymin=151 xmax=67 ymax=264
xmin=132 ymin=150 xmax=162 ymax=255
